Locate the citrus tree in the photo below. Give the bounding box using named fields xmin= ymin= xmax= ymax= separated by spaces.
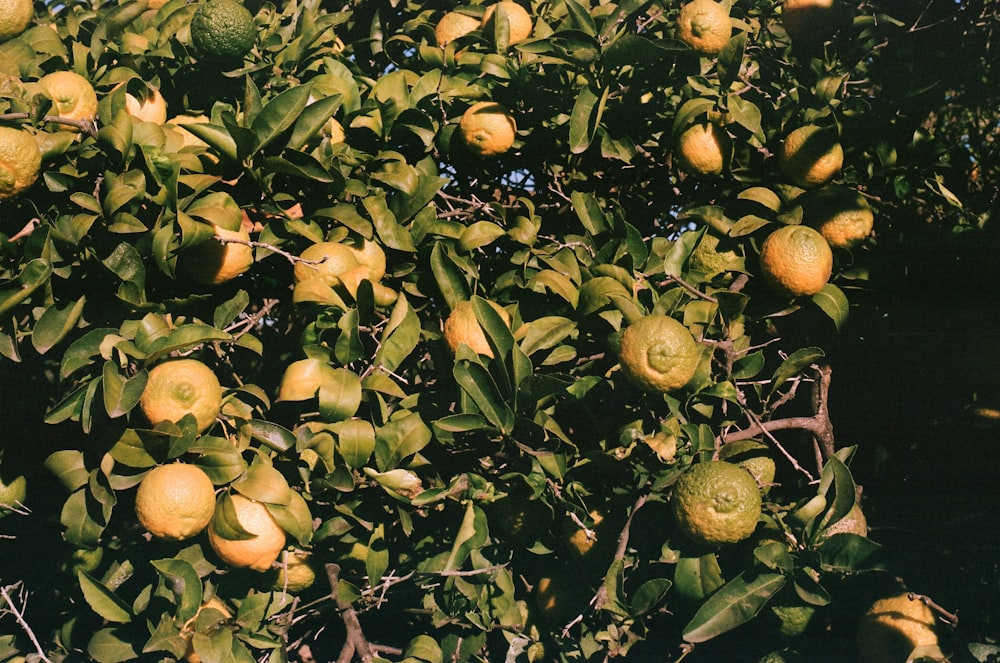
xmin=0 ymin=0 xmax=994 ymax=661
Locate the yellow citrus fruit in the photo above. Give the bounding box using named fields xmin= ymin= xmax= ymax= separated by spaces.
xmin=443 ymin=298 xmax=511 ymax=358
xmin=481 ymin=2 xmax=533 ymax=45
xmin=182 ymin=596 xmax=231 ymax=663
xmin=0 ymin=127 xmax=40 ymax=199
xmin=718 ymin=439 xmax=776 ymax=492
xmin=112 ymin=82 xmax=168 ymax=124
xmin=689 ymin=231 xmax=741 ymax=275
xmin=781 ymin=0 xmax=838 ymax=46
xmin=436 ymin=11 xmax=480 ymax=47
xmin=179 ymin=224 xmax=254 ymax=285
xmin=275 ymin=357 xmax=339 ymax=401
xmin=800 ymin=187 xmax=875 ymax=249
xmin=676 ymin=122 xmax=731 ymax=176
xmin=0 ymin=0 xmax=33 ymax=42
xmin=459 ymin=101 xmax=517 ymax=157
xmin=676 ymin=0 xmax=732 ymax=55
xmin=0 ymin=473 xmax=26 ymax=516
xmin=38 ymin=71 xmax=98 ymax=128
xmin=167 ymin=114 xmax=211 ymax=149
xmin=671 ymin=460 xmax=762 ymax=547
xmin=758 ymin=224 xmax=833 ymax=298
xmin=190 ymin=0 xmax=256 ymax=65
xmin=562 ymin=508 xmax=613 ymax=560
xmin=857 ymin=593 xmax=940 ymax=663
xmin=134 ymin=463 xmax=216 ymax=541
xmin=818 ymin=503 xmax=868 ymax=541
xmin=769 ymin=603 xmax=817 ymax=637
xmin=617 ymin=314 xmax=701 ymax=393
xmin=268 ymin=549 xmax=319 ymax=593
xmin=293 ymin=241 xmax=362 ymax=285
xmin=779 ymin=125 xmax=844 ymax=188
xmin=139 ymin=359 xmax=223 ymax=433
xmin=644 ymin=431 xmax=678 ymax=462
xmin=207 ymin=494 xmax=287 ymax=572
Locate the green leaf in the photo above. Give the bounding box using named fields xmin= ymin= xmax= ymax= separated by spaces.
xmin=374 ymin=294 xmax=421 ymax=373
xmin=248 ymin=420 xmax=296 ymax=452
xmin=318 ymin=368 xmax=363 ymax=422
xmin=672 ymin=98 xmax=716 ymax=139
xmin=268 ymin=489 xmax=314 ymax=546
xmin=32 ymin=295 xmax=86 ymax=354
xmin=232 ymin=461 xmax=292 ymax=505
xmin=569 ymin=85 xmax=608 ymax=154
xmin=631 ymin=577 xmax=672 ymax=617
xmin=818 ymin=534 xmax=887 ymax=573
xmin=571 ymin=190 xmax=608 ymax=235
xmin=768 ymin=347 xmax=824 ymax=397
xmin=102 ymin=362 xmax=147 ymax=419
xmin=367 ymin=523 xmax=388 ymax=585
xmin=453 ymin=360 xmax=515 ymax=434
xmin=430 ymin=242 xmax=472 ymax=310
xmin=61 ymin=328 xmax=120 ymax=377
xmin=442 ymin=502 xmax=488 ymax=572
xmin=87 ymin=627 xmax=138 ymax=663
xmin=250 ymin=84 xmax=313 ymax=154
xmin=812 ymin=283 xmax=850 ymax=330
xmin=337 ymin=419 xmax=376 ymax=468
xmin=0 ymin=258 xmax=52 ymax=316
xmin=45 ymin=449 xmax=89 ymax=491
xmin=150 ymin=558 xmax=202 ymax=621
xmin=682 ymin=572 xmax=787 ymax=643
xmin=78 ymin=571 xmax=132 ymax=623
xmin=674 ymin=552 xmax=725 ymax=601
xmin=375 ymin=412 xmax=432 ymax=471
xmin=287 ymin=93 xmax=342 ymax=150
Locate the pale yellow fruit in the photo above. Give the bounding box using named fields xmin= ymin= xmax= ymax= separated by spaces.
xmin=0 ymin=127 xmax=41 ymax=199
xmin=134 ymin=463 xmax=216 ymax=541
xmin=179 ymin=225 xmax=254 ymax=285
xmin=617 ymin=314 xmax=700 ymax=393
xmin=780 ymin=125 xmax=844 ymax=188
xmin=443 ymin=299 xmax=511 ymax=358
xmin=38 ymin=71 xmax=98 ymax=128
xmin=676 ymin=122 xmax=731 ymax=176
xmin=293 ymin=241 xmax=362 ymax=285
xmin=436 ymin=11 xmax=480 ymax=47
xmin=268 ymin=549 xmax=319 ymax=593
xmin=459 ymin=101 xmax=517 ymax=157
xmin=677 ymin=0 xmax=732 ymax=55
xmin=857 ymin=593 xmax=940 ymax=663
xmin=322 ymin=117 xmax=345 ymax=143
xmin=112 ymin=82 xmax=168 ymax=124
xmin=207 ymin=494 xmax=287 ymax=572
xmin=140 ymin=359 xmax=222 ymax=433
xmin=275 ymin=358 xmax=339 ymax=401
xmin=481 ymin=2 xmax=533 ymax=45
xmin=758 ymin=224 xmax=833 ymax=298
xmin=801 ymin=187 xmax=875 ymax=249
xmin=0 ymin=0 xmax=33 ymax=42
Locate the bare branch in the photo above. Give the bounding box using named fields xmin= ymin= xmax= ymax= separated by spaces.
xmin=0 ymin=583 xmax=53 ymax=663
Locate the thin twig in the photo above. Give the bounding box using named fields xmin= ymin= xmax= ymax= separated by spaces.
xmin=0 ymin=583 xmax=53 ymax=663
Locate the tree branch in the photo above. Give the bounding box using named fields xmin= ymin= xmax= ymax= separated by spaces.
xmin=326 ymin=564 xmax=377 ymax=663
xmin=0 ymin=583 xmax=53 ymax=663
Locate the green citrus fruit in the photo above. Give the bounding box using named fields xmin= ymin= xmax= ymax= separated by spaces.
xmin=190 ymin=0 xmax=256 ymax=65
xmin=672 ymin=460 xmax=762 ymax=547
xmin=689 ymin=231 xmax=742 ymax=275
xmin=617 ymin=314 xmax=701 ymax=393
xmin=718 ymin=439 xmax=776 ymax=493
xmin=0 ymin=473 xmax=26 ymax=516
xmin=0 ymin=127 xmax=40 ymax=199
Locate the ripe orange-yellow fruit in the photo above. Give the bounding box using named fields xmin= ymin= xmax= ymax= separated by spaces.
xmin=671 ymin=460 xmax=762 ymax=547
xmin=207 ymin=494 xmax=287 ymax=572
xmin=616 ymin=314 xmax=701 ymax=393
xmin=779 ymin=125 xmax=843 ymax=189
xmin=781 ymin=0 xmax=839 ymax=46
xmin=800 ymin=187 xmax=875 ymax=249
xmin=38 ymin=71 xmax=98 ymax=128
xmin=857 ymin=593 xmax=940 ymax=663
xmin=436 ymin=10 xmax=480 ymax=47
xmin=481 ymin=2 xmax=533 ymax=45
xmin=182 ymin=596 xmax=231 ymax=663
xmin=0 ymin=0 xmax=33 ymax=42
xmin=676 ymin=0 xmax=732 ymax=55
xmin=275 ymin=357 xmax=339 ymax=402
xmin=676 ymin=122 xmax=731 ymax=176
xmin=293 ymin=241 xmax=362 ymax=285
xmin=112 ymin=82 xmax=168 ymax=124
xmin=0 ymin=126 xmax=41 ymax=199
xmin=459 ymin=101 xmax=517 ymax=157
xmin=139 ymin=359 xmax=223 ymax=433
xmin=134 ymin=463 xmax=216 ymax=541
xmin=443 ymin=299 xmax=511 ymax=358
xmin=758 ymin=224 xmax=833 ymax=298
xmin=179 ymin=224 xmax=254 ymax=285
